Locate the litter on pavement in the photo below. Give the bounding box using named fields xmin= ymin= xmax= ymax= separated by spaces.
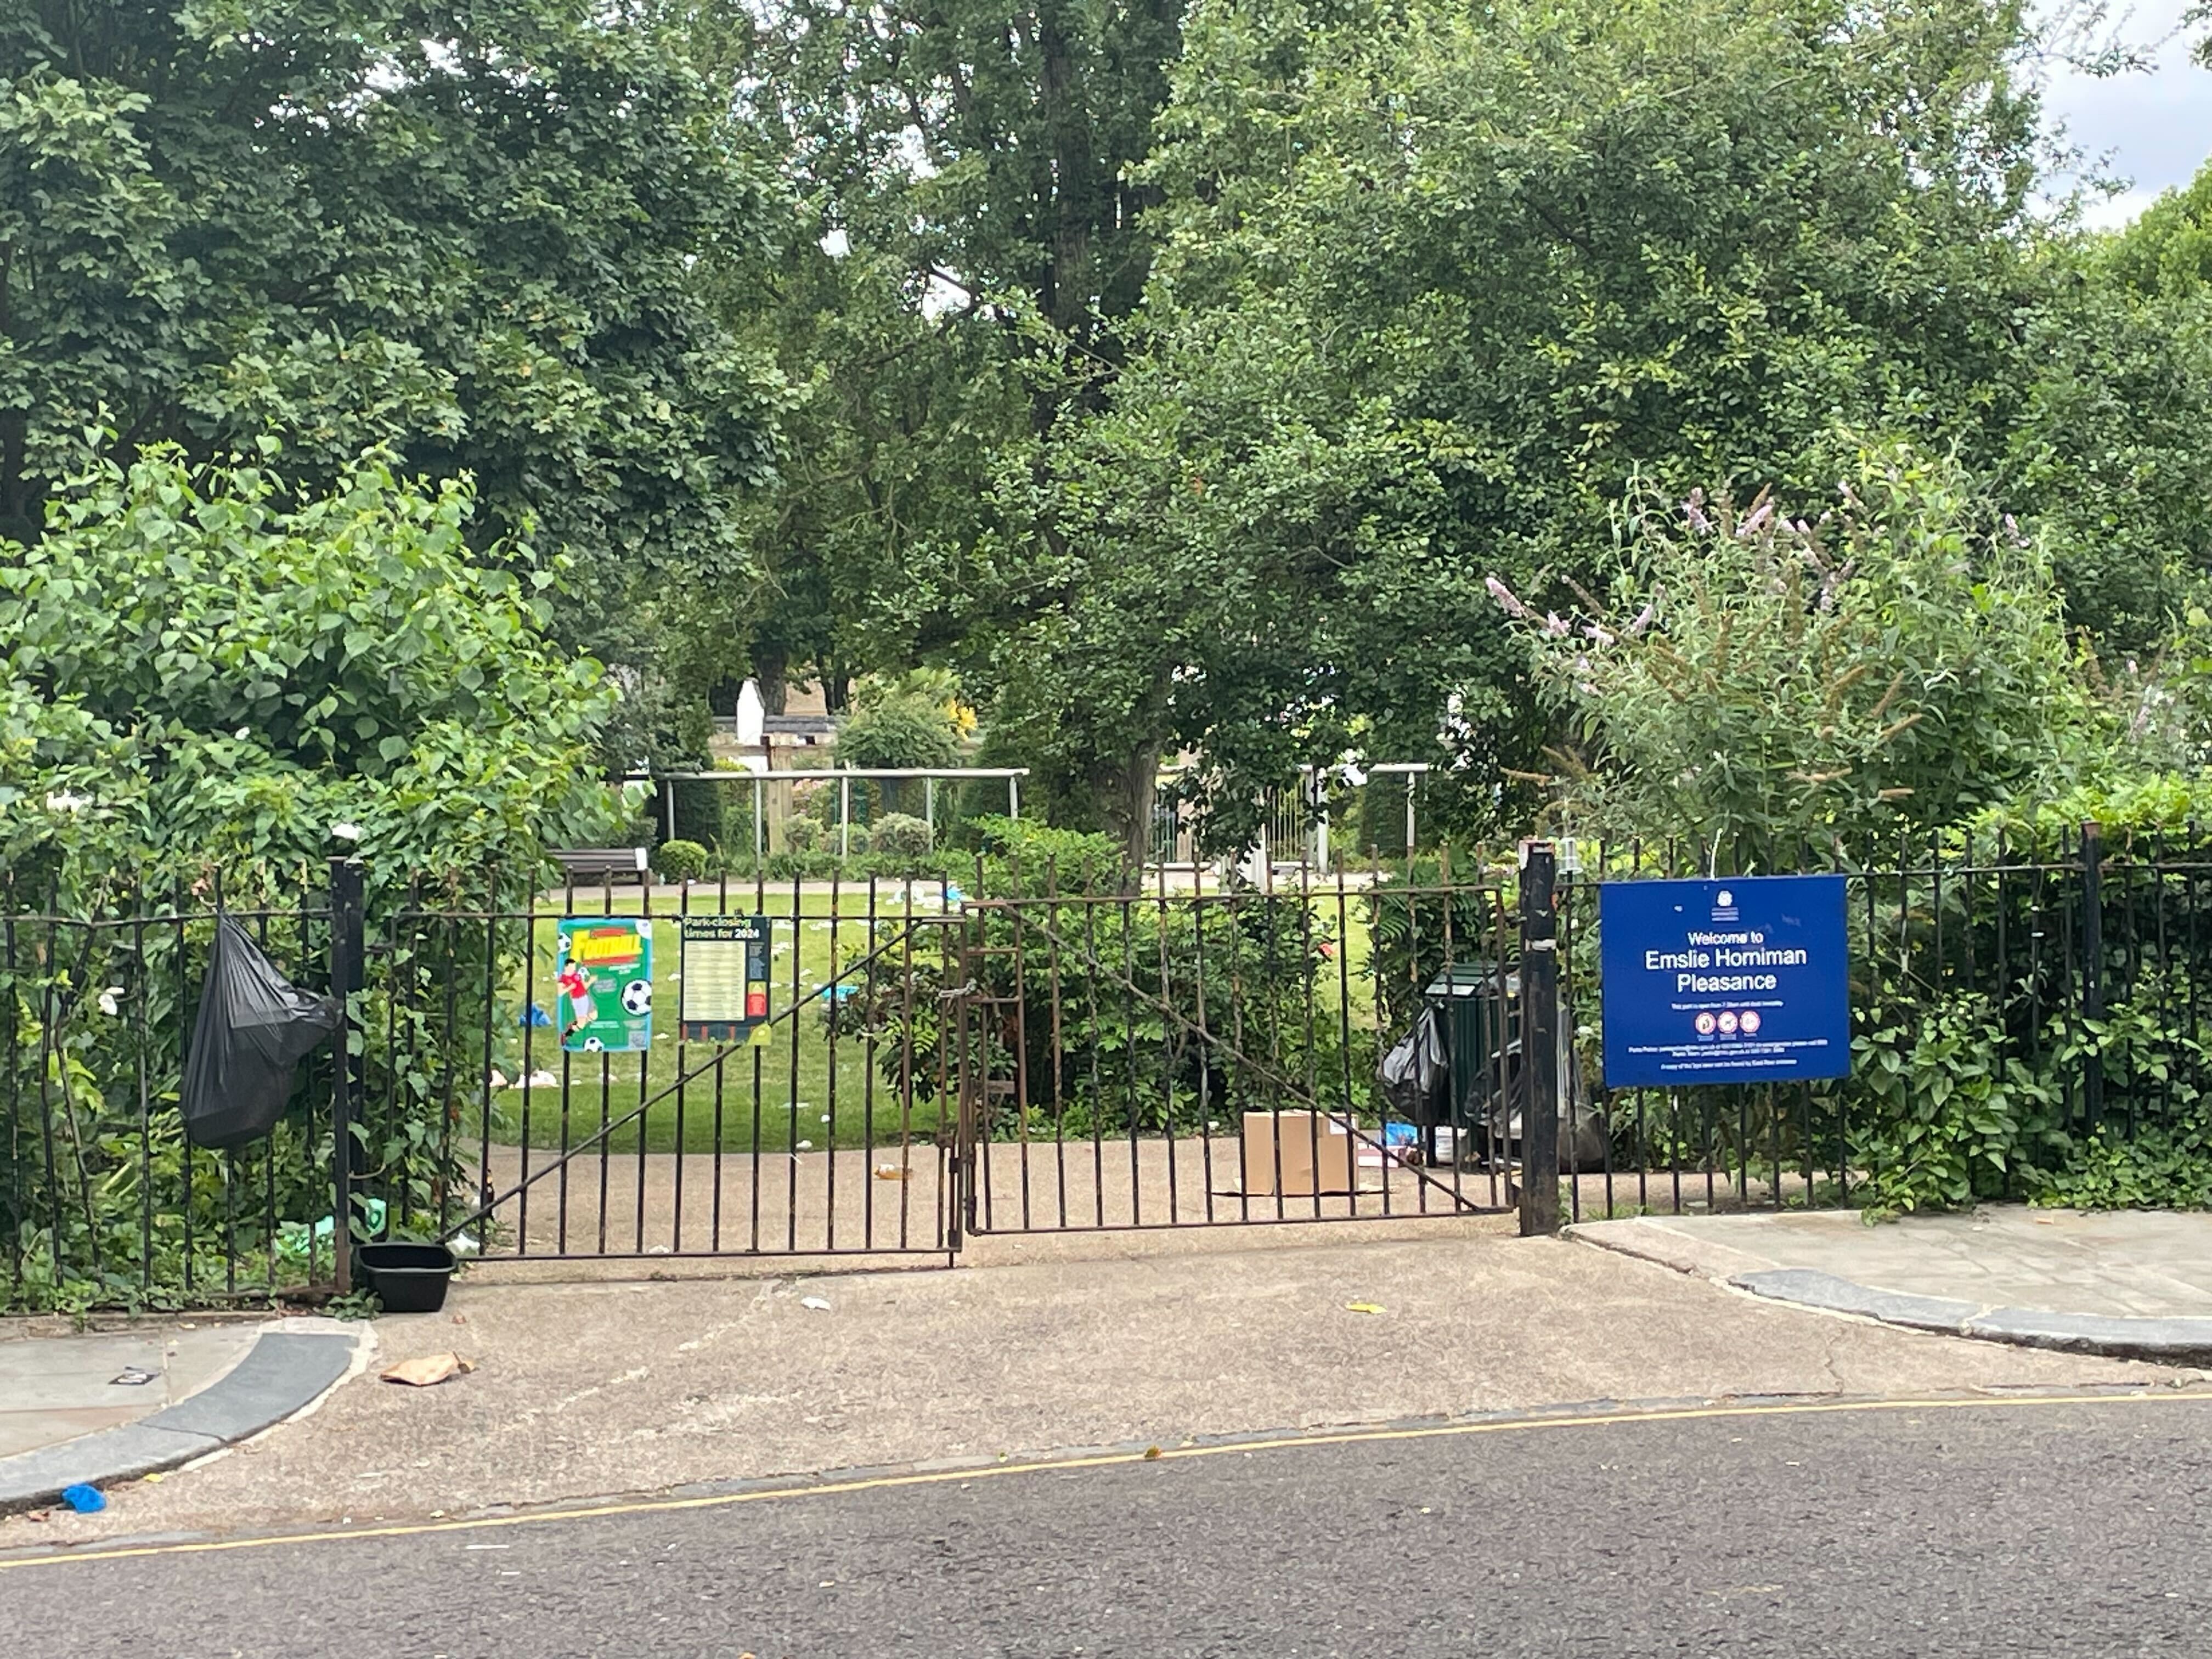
xmin=380 ymin=1352 xmax=478 ymax=1387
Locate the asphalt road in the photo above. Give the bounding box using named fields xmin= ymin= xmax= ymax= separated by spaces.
xmin=5 ymin=1393 xmax=2211 ymax=1657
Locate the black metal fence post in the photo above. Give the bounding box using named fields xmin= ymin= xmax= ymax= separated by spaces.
xmin=2081 ymin=820 xmax=2104 ymax=1133
xmin=1520 ymin=840 xmax=1561 ymax=1236
xmin=330 ymin=857 xmax=365 ymax=1295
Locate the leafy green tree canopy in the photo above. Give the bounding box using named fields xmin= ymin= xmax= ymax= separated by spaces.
xmin=1012 ymin=0 xmax=2067 ymax=849
xmin=1 ymin=0 xmax=781 ymax=672
xmin=0 ymin=446 xmax=618 ymax=905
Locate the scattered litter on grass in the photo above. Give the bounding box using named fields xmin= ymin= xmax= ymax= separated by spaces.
xmin=380 ymin=1353 xmax=478 ymax=1387
xmin=795 ymin=1139 xmax=813 ymax=1150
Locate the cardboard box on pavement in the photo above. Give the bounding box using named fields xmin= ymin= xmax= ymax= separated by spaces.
xmin=1242 ymin=1109 xmax=1358 ymax=1196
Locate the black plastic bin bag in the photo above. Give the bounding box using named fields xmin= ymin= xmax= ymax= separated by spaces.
xmin=1377 ymin=1005 xmax=1452 ymax=1125
xmin=181 ymin=916 xmax=342 ymax=1150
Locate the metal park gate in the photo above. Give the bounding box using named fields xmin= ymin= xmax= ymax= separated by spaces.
xmin=14 ymin=826 xmax=2212 ymax=1314
xmin=427 ymin=866 xmax=1521 ymax=1269
xmin=944 ymin=878 xmax=1517 ymax=1237
xmin=0 ymin=847 xmax=1694 ymax=1311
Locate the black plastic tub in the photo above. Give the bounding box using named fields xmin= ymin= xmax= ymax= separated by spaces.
xmin=356 ymin=1242 xmax=458 ymax=1314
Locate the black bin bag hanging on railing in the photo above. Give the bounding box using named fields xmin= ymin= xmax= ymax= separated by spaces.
xmin=180 ymin=916 xmax=343 ymax=1150
xmin=1377 ymin=1005 xmax=1452 ymax=1125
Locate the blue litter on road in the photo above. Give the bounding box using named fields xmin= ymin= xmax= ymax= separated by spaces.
xmin=61 ymin=1483 xmax=105 ymax=1513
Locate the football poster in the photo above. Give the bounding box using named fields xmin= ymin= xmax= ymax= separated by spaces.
xmin=555 ymin=918 xmax=654 ymax=1053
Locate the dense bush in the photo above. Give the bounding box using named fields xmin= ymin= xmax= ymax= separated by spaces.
xmin=1841 ymin=965 xmax=2212 ymax=1218
xmin=1848 ymin=994 xmax=2059 ymax=1216
xmin=1496 ymin=451 xmax=2119 ymax=855
xmin=1364 ymin=860 xmax=1513 ymax=1031
xmin=837 ymin=693 xmax=962 ymax=772
xmin=0 ymin=449 xmax=618 ymax=905
xmin=832 ymin=888 xmax=1334 ymax=1138
xmin=656 ymin=838 xmax=710 ymax=883
xmin=870 ymin=814 xmax=934 ymax=860
xmin=0 ymin=451 xmax=620 ymax=1310
xmin=782 ymin=816 xmax=822 ymax=853
xmin=964 ymin=817 xmax=1127 ymax=893
xmin=672 ymin=779 xmax=726 ymax=848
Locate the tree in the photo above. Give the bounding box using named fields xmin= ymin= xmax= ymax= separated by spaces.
xmin=1013 ymin=0 xmax=2071 ymax=848
xmin=0 ymin=445 xmax=618 ymax=907
xmin=1 ymin=0 xmax=781 ymax=702
xmin=1999 ymin=162 xmax=2212 ymax=652
xmin=668 ymin=0 xmax=1186 ymax=765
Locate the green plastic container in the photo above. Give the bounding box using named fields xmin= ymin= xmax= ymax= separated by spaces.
xmin=1421 ymin=963 xmax=1517 ymax=1131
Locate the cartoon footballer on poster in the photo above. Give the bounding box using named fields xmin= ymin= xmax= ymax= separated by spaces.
xmin=555 ymin=954 xmax=597 ymax=1041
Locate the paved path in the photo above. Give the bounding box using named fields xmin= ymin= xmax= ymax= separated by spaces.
xmin=0 ymin=1231 xmax=2169 ymax=1553
xmin=1572 ymin=1206 xmax=2212 ymax=1318
xmin=0 ymin=1324 xmax=258 ymax=1459
xmin=7 ymin=1392 xmax=2210 ymax=1655
xmin=470 ymin=1133 xmax=1507 ymax=1262
xmin=0 ymin=1320 xmax=366 ymax=1513
xmin=1572 ymin=1207 xmax=2212 ymax=1365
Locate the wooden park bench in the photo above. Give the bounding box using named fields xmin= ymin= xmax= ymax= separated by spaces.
xmin=549 ymin=847 xmax=655 ymax=887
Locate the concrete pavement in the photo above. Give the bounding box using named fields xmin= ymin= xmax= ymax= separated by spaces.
xmin=0 ymin=1228 xmax=2171 ymax=1553
xmin=8 ymin=1392 xmax=2211 ymax=1656
xmin=0 ymin=1323 xmax=261 ymax=1459
xmin=0 ymin=1320 xmax=366 ymax=1514
xmin=1573 ymin=1206 xmax=2212 ymax=1358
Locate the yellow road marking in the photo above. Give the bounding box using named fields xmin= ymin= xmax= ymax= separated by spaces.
xmin=4 ymin=1388 xmax=2207 ymax=1573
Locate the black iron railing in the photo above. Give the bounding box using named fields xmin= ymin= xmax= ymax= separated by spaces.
xmin=8 ymin=828 xmax=2204 ymax=1308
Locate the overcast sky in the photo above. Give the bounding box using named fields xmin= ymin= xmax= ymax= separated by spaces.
xmin=2041 ymin=0 xmax=2210 ymax=224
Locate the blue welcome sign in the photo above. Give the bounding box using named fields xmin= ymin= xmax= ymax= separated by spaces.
xmin=1599 ymin=874 xmax=1849 ymax=1087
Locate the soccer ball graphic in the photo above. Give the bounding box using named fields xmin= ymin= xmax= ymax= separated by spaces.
xmin=581 ymin=1036 xmax=605 ymax=1052
xmin=620 ymin=978 xmax=653 ymax=1017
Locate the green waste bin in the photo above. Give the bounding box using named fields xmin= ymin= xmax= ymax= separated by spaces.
xmin=1421 ymin=963 xmax=1517 ymax=1158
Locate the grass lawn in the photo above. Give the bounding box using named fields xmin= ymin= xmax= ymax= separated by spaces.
xmin=477 ymin=880 xmax=1392 ymax=1154
xmin=482 ymin=882 xmax=957 ymax=1154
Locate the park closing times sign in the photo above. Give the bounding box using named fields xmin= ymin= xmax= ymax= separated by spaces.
xmin=680 ymin=916 xmax=774 ymax=1045
xmin=1599 ymin=875 xmax=1848 ymax=1087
